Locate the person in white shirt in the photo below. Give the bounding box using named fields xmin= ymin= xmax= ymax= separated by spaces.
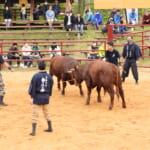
xmin=22 ymin=43 xmax=32 ymax=68
xmin=49 ymin=42 xmax=61 ymax=58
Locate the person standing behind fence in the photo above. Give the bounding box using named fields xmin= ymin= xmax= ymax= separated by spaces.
xmin=21 ymin=3 xmax=26 ymax=21
xmin=46 ymin=6 xmax=55 ymax=30
xmin=7 ymin=43 xmax=20 ymax=67
xmin=28 ymin=61 xmax=53 ymax=136
xmin=75 ymin=13 xmax=84 ymax=36
xmin=121 ymin=36 xmax=142 ymax=84
xmin=0 ymin=51 xmax=13 ymax=106
xmin=3 ymin=6 xmax=12 ymax=29
xmin=105 ymin=42 xmax=120 ymax=66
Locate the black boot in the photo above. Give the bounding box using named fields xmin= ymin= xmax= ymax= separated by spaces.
xmin=0 ymin=96 xmax=8 ymax=106
xmin=29 ymin=123 xmax=37 ymax=136
xmin=44 ymin=121 xmax=53 ymax=132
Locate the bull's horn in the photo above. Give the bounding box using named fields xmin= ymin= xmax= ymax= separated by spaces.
xmin=67 ymin=70 xmax=73 ymax=73
xmin=70 ymin=68 xmax=75 ymax=71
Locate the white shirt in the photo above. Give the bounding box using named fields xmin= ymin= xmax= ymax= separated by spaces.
xmin=49 ymin=46 xmax=61 ymax=58
xmin=22 ymin=45 xmax=31 ymax=56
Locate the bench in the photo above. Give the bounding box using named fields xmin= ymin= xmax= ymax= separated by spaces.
xmin=0 ymin=37 xmax=75 ymax=41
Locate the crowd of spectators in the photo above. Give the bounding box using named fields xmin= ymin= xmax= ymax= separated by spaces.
xmin=2 ymin=1 xmax=150 ymax=33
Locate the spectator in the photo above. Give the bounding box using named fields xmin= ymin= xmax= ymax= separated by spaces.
xmin=33 ymin=7 xmax=40 ymax=20
xmin=114 ymin=9 xmax=121 ymax=24
xmin=122 ymin=36 xmax=142 ymax=84
xmin=49 ymin=42 xmax=61 ymax=58
xmin=46 ymin=6 xmax=55 ymax=30
xmin=75 ymin=13 xmax=84 ymax=36
xmin=97 ymin=42 xmax=105 ymax=59
xmin=42 ymin=1 xmax=50 ymax=18
xmin=88 ymin=42 xmax=99 ymax=59
xmin=22 ymin=43 xmax=32 ymax=68
xmin=119 ymin=20 xmax=126 ymax=34
xmin=3 ymin=6 xmax=12 ymax=29
xmin=93 ymin=10 xmax=103 ymax=30
xmin=21 ymin=3 xmax=26 ymax=21
xmin=64 ymin=11 xmax=75 ymax=33
xmin=31 ymin=43 xmax=41 ymax=59
xmin=85 ymin=10 xmax=93 ymax=25
xmin=101 ymin=17 xmax=114 ymax=33
xmin=142 ymin=11 xmax=150 ymax=24
xmin=110 ymin=8 xmax=117 ymax=20
xmin=129 ymin=8 xmax=138 ymax=25
xmin=83 ymin=5 xmax=92 ymax=18
xmin=5 ymin=0 xmax=14 ymax=7
xmin=7 ymin=43 xmax=20 ymax=67
xmin=105 ymin=42 xmax=120 ymax=66
xmin=52 ymin=0 xmax=60 ymax=19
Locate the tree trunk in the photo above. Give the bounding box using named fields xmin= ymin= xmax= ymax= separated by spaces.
xmin=66 ymin=0 xmax=72 ymax=11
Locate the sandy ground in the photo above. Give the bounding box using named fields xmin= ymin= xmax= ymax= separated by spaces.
xmin=0 ymin=69 xmax=150 ymax=150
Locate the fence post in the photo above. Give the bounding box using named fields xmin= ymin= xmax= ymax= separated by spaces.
xmin=107 ymin=24 xmax=113 ymax=42
xmin=60 ymin=42 xmax=63 ymax=55
xmin=141 ymin=32 xmax=144 ymax=59
xmin=0 ymin=42 xmax=2 ymax=55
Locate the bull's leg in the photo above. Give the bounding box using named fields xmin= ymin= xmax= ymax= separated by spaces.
xmin=57 ymin=78 xmax=61 ymax=91
xmin=119 ymin=86 xmax=126 ymax=108
xmin=79 ymin=84 xmax=84 ymax=97
xmin=97 ymin=86 xmax=102 ymax=103
xmin=86 ymin=87 xmax=91 ymax=105
xmin=108 ymin=87 xmax=115 ymax=110
xmin=61 ymin=81 xmax=67 ymax=96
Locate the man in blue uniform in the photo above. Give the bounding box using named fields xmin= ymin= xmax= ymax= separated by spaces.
xmin=122 ymin=36 xmax=142 ymax=84
xmin=0 ymin=54 xmax=13 ymax=106
xmin=105 ymin=42 xmax=120 ymax=66
xmin=28 ymin=61 xmax=53 ymax=136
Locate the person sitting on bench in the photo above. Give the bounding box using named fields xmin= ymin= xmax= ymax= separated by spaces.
xmin=7 ymin=43 xmax=21 ymax=67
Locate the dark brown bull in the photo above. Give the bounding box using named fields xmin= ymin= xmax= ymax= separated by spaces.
xmin=49 ymin=56 xmax=84 ymax=96
xmin=73 ymin=60 xmax=126 ymax=110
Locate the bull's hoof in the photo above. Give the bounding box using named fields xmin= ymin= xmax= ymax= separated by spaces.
xmin=80 ymin=94 xmax=84 ymax=97
xmin=109 ymin=107 xmax=112 ymax=110
xmin=86 ymin=102 xmax=90 ymax=105
xmin=122 ymin=105 xmax=126 ymax=108
xmin=61 ymin=94 xmax=65 ymax=97
xmin=97 ymin=100 xmax=102 ymax=103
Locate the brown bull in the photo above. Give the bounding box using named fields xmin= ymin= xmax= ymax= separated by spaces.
xmin=73 ymin=60 xmax=126 ymax=110
xmin=49 ymin=56 xmax=84 ymax=96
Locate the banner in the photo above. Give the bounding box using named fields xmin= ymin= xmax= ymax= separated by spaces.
xmin=94 ymin=0 xmax=150 ymax=9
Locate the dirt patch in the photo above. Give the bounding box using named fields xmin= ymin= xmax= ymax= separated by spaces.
xmin=0 ymin=69 xmax=150 ymax=150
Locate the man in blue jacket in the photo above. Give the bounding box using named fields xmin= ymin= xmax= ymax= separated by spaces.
xmin=122 ymin=36 xmax=142 ymax=84
xmin=28 ymin=61 xmax=53 ymax=136
xmin=93 ymin=10 xmax=103 ymax=30
xmin=114 ymin=9 xmax=121 ymax=24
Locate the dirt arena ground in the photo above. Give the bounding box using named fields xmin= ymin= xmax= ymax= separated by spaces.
xmin=0 ymin=69 xmax=150 ymax=150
